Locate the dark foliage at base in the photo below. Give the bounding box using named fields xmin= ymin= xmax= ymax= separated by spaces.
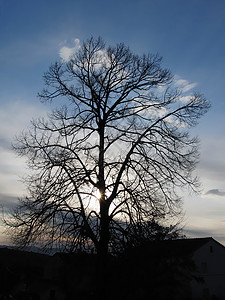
xmin=0 ymin=241 xmax=197 ymax=300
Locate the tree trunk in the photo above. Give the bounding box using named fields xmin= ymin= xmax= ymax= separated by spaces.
xmin=97 ymin=120 xmax=109 ymax=259
xmin=98 ymin=200 xmax=110 ymax=259
xmin=95 ymin=200 xmax=110 ymax=298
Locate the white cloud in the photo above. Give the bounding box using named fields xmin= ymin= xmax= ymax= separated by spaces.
xmin=175 ymin=79 xmax=189 ymax=86
xmin=182 ymin=82 xmax=197 ymax=93
xmin=59 ymin=38 xmax=81 ymax=61
xmin=59 ymin=38 xmax=113 ymax=72
xmin=174 ymin=76 xmax=197 ymax=93
xmin=59 ymin=47 xmax=74 ymax=61
xmin=180 ymin=95 xmax=192 ymax=103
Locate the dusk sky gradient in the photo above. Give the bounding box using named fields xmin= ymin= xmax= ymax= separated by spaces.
xmin=0 ymin=0 xmax=225 ymax=244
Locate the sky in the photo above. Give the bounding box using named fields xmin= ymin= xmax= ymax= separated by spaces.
xmin=0 ymin=0 xmax=225 ymax=245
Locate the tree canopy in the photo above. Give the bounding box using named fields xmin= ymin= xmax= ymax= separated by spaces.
xmin=6 ymin=37 xmax=210 ymax=256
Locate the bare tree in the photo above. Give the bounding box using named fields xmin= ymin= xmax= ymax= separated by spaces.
xmin=6 ymin=37 xmax=209 ymax=258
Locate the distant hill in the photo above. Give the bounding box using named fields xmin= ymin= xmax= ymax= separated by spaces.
xmin=0 ymin=244 xmax=57 ymax=254
xmin=0 ymin=246 xmax=50 ymax=274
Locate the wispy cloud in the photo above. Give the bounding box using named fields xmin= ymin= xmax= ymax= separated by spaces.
xmin=59 ymin=38 xmax=113 ymax=73
xmin=205 ymin=189 xmax=225 ymax=197
xmin=184 ymin=227 xmax=225 ymax=245
xmin=174 ymin=76 xmax=197 ymax=93
xmin=0 ymin=193 xmax=19 ymax=211
xmin=0 ymin=100 xmax=46 ymax=139
xmin=0 ymin=99 xmax=48 ymax=197
xmin=59 ymin=38 xmax=81 ymax=61
xmin=182 ymin=82 xmax=197 ymax=93
xmin=184 ymin=227 xmax=214 ymax=238
xmin=197 ymin=139 xmax=225 ymax=184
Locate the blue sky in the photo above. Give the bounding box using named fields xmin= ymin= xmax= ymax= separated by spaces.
xmin=0 ymin=0 xmax=225 ymax=244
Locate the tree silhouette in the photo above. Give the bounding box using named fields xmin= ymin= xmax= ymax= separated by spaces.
xmin=6 ymin=37 xmax=209 ymax=259
xmin=121 ymin=219 xmax=185 ymax=250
